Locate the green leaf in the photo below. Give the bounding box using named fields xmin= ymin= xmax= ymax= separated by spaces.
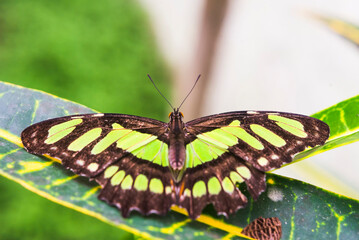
xmin=236 ymin=173 xmax=359 ymax=240
xmin=312 ymin=95 xmax=359 ymax=139
xmin=293 ymin=95 xmax=359 ymax=162
xmin=1 ymin=81 xmax=358 ymax=239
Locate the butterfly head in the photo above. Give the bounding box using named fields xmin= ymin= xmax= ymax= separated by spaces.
xmin=168 ymin=108 xmax=184 ymax=120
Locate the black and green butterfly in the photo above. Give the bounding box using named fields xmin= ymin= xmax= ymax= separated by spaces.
xmin=21 ymin=107 xmax=329 ymax=219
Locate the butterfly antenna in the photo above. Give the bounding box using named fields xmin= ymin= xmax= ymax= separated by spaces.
xmin=147 ymin=74 xmax=174 ymax=110
xmin=178 ymin=74 xmax=201 ymax=110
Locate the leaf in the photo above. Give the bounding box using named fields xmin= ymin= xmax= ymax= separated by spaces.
xmin=311 ymin=14 xmax=359 ymax=47
xmin=235 ymin=173 xmax=359 ymax=240
xmin=1 ymin=81 xmax=358 ymax=239
xmin=312 ymin=95 xmax=359 ymax=139
xmin=0 ymin=82 xmax=250 ymax=239
xmin=293 ymin=95 xmax=359 ymax=162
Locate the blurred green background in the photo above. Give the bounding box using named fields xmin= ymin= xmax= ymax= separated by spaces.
xmin=0 ymin=0 xmax=170 ymax=239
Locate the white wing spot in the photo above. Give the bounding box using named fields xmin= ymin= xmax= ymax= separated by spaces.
xmin=50 ymin=146 xmax=58 ymax=151
xmin=267 ymin=187 xmax=284 ymax=202
xmin=271 ymin=154 xmax=279 ymax=160
xmin=76 ymin=159 xmax=85 ymax=166
xmin=296 ymin=140 xmax=303 ymax=145
xmin=165 ymin=186 xmax=172 ymax=195
xmin=71 ymin=116 xmax=84 ymax=119
xmin=87 ymin=163 xmax=99 ymax=172
xmin=149 ymin=209 xmax=160 ymax=215
xmin=257 ymin=157 xmax=269 ymax=166
xmin=93 ymin=113 xmax=104 ymax=117
xmin=32 ymin=139 xmax=38 ymax=144
xmin=61 ymin=152 xmax=69 ymax=157
xmin=129 ymin=206 xmax=141 ymax=213
xmin=286 ymin=147 xmax=293 ymax=152
xmin=247 ymin=111 xmax=259 ymax=114
xmin=31 ymin=131 xmax=38 ymax=138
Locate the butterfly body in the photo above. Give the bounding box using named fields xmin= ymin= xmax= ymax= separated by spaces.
xmin=167 ymin=109 xmax=187 ymax=182
xmin=21 ymin=110 xmax=329 ymax=219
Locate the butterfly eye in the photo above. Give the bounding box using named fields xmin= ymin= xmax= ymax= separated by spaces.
xmin=180 ymin=112 xmax=184 ymax=118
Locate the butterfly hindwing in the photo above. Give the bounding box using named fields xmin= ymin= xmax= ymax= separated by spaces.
xmin=97 ymin=154 xmax=175 ymax=217
xmin=178 ymin=152 xmax=265 ymax=218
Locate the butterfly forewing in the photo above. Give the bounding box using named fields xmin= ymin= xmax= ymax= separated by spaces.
xmin=185 ymin=111 xmax=329 ymax=171
xmin=22 ymin=113 xmax=168 ymax=174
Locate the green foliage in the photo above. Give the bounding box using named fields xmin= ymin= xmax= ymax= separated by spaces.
xmin=0 ymin=0 xmax=170 ymax=119
xmin=1 ymin=82 xmax=358 ymax=239
xmin=237 ymin=173 xmax=359 ymax=240
xmin=0 ymin=1 xmax=169 ymax=239
xmin=313 ymin=95 xmax=359 ymax=139
xmin=0 ymin=177 xmax=134 ymax=240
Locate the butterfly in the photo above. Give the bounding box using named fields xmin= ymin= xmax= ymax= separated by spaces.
xmin=21 ymin=75 xmax=329 ymax=219
xmin=21 ymin=108 xmax=329 ymax=219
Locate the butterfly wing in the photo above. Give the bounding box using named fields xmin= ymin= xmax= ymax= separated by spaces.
xmin=185 ymin=111 xmax=329 ymax=171
xmin=21 ymin=111 xmax=330 ymax=219
xmin=21 ymin=113 xmax=174 ymax=216
xmin=177 ymin=111 xmax=329 ymax=218
xmin=178 ymin=152 xmax=266 ymax=218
